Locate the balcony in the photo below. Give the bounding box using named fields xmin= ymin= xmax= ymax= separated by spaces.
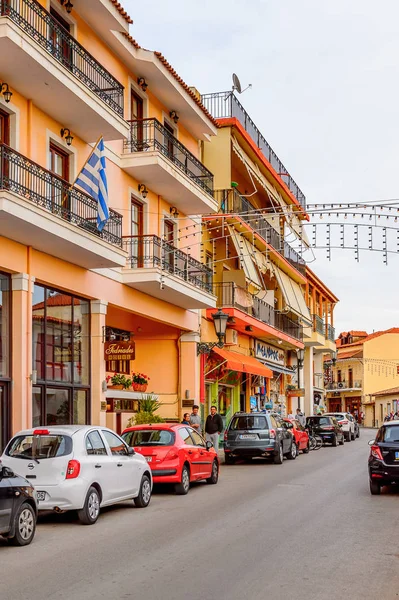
xmin=326 ymin=380 xmax=362 ymax=392
xmin=215 ymin=188 xmax=306 ymax=276
xmin=0 ymin=0 xmax=128 ymax=141
xmin=122 ymin=119 xmax=217 ymax=215
xmin=122 ymin=235 xmax=216 ymax=309
xmin=201 ymin=92 xmax=306 ymax=210
xmin=0 ymin=143 xmax=126 ymax=268
xmin=212 ymin=282 xmax=303 ymax=343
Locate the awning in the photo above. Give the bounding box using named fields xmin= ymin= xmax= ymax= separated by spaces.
xmin=272 ymin=265 xmax=312 ymax=325
xmin=259 ymin=361 xmax=296 ymax=375
xmin=228 ymin=225 xmax=263 ymax=288
xmin=212 ymin=348 xmax=273 ymax=378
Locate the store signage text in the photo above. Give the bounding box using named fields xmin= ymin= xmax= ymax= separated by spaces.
xmin=104 ymin=341 xmax=135 ymax=362
xmin=255 ymin=341 xmax=285 ymax=366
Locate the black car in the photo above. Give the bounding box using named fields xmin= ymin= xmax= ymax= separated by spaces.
xmin=368 ymin=422 xmax=399 ymax=494
xmin=0 ymin=465 xmax=37 ymax=546
xmin=305 ymin=415 xmax=345 ymax=446
xmin=224 ymin=412 xmax=295 ymax=464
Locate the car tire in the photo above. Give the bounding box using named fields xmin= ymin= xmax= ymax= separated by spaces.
xmin=175 ymin=465 xmax=190 ymax=495
xmin=134 ymin=474 xmax=152 ymax=508
xmin=224 ymin=454 xmax=235 ymax=465
xmin=369 ymin=480 xmax=381 ymax=495
xmin=78 ymin=487 xmax=101 ymax=525
xmin=273 ymin=443 xmax=284 ymax=464
xmin=352 ymin=431 xmax=356 ymax=441
xmin=206 ymin=460 xmax=219 ymax=485
xmin=8 ymin=502 xmax=36 ymax=546
xmin=332 ymin=435 xmax=338 ymax=447
xmin=346 ymin=433 xmax=351 ymax=442
xmin=287 ymin=442 xmax=297 ymax=460
xmin=339 ymin=436 xmax=345 ymax=446
xmin=356 ymin=430 xmax=360 ymax=439
xmin=303 ymin=442 xmax=310 ymax=454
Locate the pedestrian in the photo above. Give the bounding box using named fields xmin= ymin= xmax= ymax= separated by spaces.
xmin=189 ymin=405 xmax=202 ymax=434
xmin=181 ymin=413 xmax=190 ymax=425
xmin=287 ymin=412 xmax=294 ymax=420
xmin=205 ymin=406 xmax=224 ymax=451
xmin=296 ymin=408 xmax=306 ymax=427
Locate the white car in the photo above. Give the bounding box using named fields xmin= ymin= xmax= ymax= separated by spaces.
xmin=1 ymin=425 xmax=152 ymax=525
xmin=324 ymin=413 xmax=355 ymax=441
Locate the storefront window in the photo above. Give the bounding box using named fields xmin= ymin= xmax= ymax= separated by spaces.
xmin=218 ymin=385 xmax=232 ymax=417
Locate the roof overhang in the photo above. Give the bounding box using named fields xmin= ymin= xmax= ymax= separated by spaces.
xmin=75 ymin=0 xmax=131 ymax=35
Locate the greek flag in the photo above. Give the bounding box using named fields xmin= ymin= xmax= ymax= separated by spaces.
xmin=75 ymin=138 xmax=109 ymax=231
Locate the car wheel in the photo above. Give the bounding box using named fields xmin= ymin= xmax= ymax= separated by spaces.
xmin=287 ymin=442 xmax=297 ymax=460
xmin=224 ymin=454 xmax=235 ymax=465
xmin=273 ymin=443 xmax=284 ymax=464
xmin=175 ymin=465 xmax=190 ymax=495
xmin=352 ymin=431 xmax=356 ymax=441
xmin=78 ymin=486 xmax=100 ymax=525
xmin=369 ymin=480 xmax=381 ymax=495
xmin=134 ymin=474 xmax=152 ymax=508
xmin=332 ymin=435 xmax=338 ymax=447
xmin=339 ymin=436 xmax=345 ymax=446
xmin=357 ymin=430 xmax=360 ymax=439
xmin=8 ymin=503 xmax=36 ymax=546
xmin=206 ymin=460 xmax=219 ymax=485
xmin=303 ymin=441 xmax=310 ymax=454
xmin=346 ymin=432 xmax=351 ymax=442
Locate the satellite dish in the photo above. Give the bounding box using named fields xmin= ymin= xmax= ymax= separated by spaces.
xmin=232 ymin=73 xmax=242 ymax=94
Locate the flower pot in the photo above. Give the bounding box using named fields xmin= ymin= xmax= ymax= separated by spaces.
xmin=109 ymin=384 xmax=124 ymax=390
xmin=133 ymin=383 xmax=148 ymax=392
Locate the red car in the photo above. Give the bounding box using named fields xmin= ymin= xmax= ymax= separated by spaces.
xmin=283 ymin=419 xmax=310 ymax=455
xmin=121 ymin=423 xmax=219 ymax=495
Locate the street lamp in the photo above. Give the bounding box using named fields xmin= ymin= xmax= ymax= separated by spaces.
xmin=331 ymin=351 xmax=337 ymax=366
xmin=197 ymin=308 xmax=229 ymax=355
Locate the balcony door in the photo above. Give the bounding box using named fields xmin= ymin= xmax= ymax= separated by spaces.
xmin=163 ymin=220 xmax=175 ymax=272
xmin=49 ymin=143 xmax=70 ymax=215
xmin=49 ymin=8 xmax=73 ymax=70
xmin=131 ymin=197 xmax=144 ymax=267
xmin=131 ymin=91 xmax=144 ymax=149
xmin=163 ymin=121 xmax=175 ymax=161
xmin=0 ymin=109 xmax=10 ymax=189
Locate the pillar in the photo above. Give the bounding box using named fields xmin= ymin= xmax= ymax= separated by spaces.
xmin=180 ymin=332 xmax=200 ymax=419
xmin=303 ymin=345 xmax=314 ymax=417
xmin=90 ymin=300 xmax=107 ymax=426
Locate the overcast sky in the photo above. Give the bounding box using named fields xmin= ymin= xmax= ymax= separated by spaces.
xmin=123 ymin=0 xmax=399 ymax=334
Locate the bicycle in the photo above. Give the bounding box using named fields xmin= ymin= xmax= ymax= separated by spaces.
xmin=307 ymin=429 xmax=323 ymax=450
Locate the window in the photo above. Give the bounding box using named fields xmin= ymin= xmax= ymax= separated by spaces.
xmin=230 ymin=416 xmax=268 ymax=430
xmin=163 ymin=120 xmax=175 ymax=159
xmin=178 ymin=427 xmax=194 ymax=445
xmin=189 ymin=429 xmax=205 ymax=447
xmin=122 ymin=429 xmax=174 ymax=447
xmin=102 ymin=430 xmax=128 ymax=455
xmin=86 ymin=431 xmax=107 ymax=456
xmin=0 ymin=109 xmax=10 ymax=145
xmin=163 ymin=220 xmax=175 ymax=271
xmin=49 ymin=143 xmax=69 ymax=181
xmin=131 ymin=91 xmax=144 ymax=147
xmin=7 ymin=434 xmax=72 ymax=459
xmin=49 ymin=7 xmax=72 ymax=69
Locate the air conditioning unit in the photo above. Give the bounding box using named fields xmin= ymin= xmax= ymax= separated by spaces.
xmin=225 ymin=329 xmax=238 ymax=346
xmin=338 ymin=382 xmax=344 ymax=389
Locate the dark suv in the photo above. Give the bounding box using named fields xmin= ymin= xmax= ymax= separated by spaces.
xmin=305 ymin=415 xmax=345 ymax=446
xmin=224 ymin=412 xmax=295 ymax=464
xmin=368 ymin=422 xmax=399 ymax=494
xmin=0 ymin=465 xmax=37 ymax=546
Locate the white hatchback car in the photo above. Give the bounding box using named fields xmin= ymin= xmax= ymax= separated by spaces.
xmin=324 ymin=413 xmax=355 ymax=441
xmin=1 ymin=425 xmax=152 ymax=524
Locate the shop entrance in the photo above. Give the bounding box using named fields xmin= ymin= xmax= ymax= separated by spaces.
xmin=345 ymin=397 xmax=361 ymax=421
xmin=329 ymin=399 xmax=342 ymax=412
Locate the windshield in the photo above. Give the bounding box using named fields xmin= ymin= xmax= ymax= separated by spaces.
xmin=376 ymin=426 xmax=399 ymax=443
xmin=230 ymin=416 xmax=268 ymax=431
xmin=306 ymin=417 xmax=331 ymax=426
xmin=6 ymin=434 xmax=72 ymax=459
xmin=122 ymin=429 xmax=174 ymax=446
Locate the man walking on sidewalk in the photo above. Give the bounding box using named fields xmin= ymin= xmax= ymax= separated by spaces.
xmin=205 ymin=406 xmax=224 ymax=451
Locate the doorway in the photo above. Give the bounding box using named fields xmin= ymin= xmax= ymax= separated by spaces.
xmin=131 ymin=91 xmax=144 ymax=149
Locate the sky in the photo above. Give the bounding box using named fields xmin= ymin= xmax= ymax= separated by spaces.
xmin=123 ymin=0 xmax=399 ymax=334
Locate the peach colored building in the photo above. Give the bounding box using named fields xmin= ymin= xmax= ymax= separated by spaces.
xmin=0 ymin=0 xmax=219 ymax=447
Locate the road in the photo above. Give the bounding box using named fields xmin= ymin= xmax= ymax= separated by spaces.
xmin=2 ymin=429 xmax=399 ymax=600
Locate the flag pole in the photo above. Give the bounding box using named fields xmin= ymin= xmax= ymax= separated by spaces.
xmin=62 ymin=136 xmax=103 ymax=207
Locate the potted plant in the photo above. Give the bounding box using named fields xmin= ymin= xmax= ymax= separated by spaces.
xmin=106 ymin=373 xmax=132 ymax=390
xmin=131 ymin=372 xmax=150 ymax=392
xmin=126 ymin=394 xmax=164 ymax=427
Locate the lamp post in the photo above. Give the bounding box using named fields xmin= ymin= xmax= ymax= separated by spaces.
xmin=197 ymin=309 xmax=229 ymax=355
xmin=296 ymin=348 xmax=305 ymax=411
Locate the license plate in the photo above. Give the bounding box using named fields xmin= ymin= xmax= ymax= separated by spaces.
xmin=145 ymin=457 xmax=152 ymax=462
xmin=240 ymin=434 xmax=257 ymax=440
xmin=36 ymin=491 xmax=46 ymax=501
xmin=395 ymin=452 xmax=399 ymax=461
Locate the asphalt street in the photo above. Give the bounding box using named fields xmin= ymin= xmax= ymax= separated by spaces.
xmin=1 ymin=429 xmax=399 ymax=600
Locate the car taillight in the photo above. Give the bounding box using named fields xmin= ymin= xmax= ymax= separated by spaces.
xmin=370 ymin=445 xmax=383 ymax=461
xmin=66 ymin=459 xmax=80 ymax=479
xmin=33 ymin=429 xmax=50 ymax=435
xmin=340 ymin=421 xmax=348 ymax=425
xmin=269 ymin=429 xmax=276 ymax=439
xmin=224 ymin=430 xmax=228 ymax=440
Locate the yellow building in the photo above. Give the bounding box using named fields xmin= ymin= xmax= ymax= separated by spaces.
xmin=369 ymin=387 xmax=399 ymax=426
xmin=325 ymin=329 xmax=399 ymax=427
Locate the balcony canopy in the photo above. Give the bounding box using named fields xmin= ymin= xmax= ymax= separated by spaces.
xmin=272 ymin=266 xmax=312 ymax=325
xmin=212 ymin=348 xmax=273 ymax=378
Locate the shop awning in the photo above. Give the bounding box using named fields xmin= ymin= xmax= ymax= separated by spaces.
xmin=212 ymin=348 xmax=273 ymax=378
xmin=259 ymin=362 xmax=296 ymax=375
xmin=272 ymin=265 xmax=312 ymax=325
xmin=228 ymin=225 xmax=263 ymax=288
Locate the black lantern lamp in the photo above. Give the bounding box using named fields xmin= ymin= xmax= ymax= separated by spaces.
xmin=60 ymin=0 xmax=73 ymax=13
xmin=0 ymin=83 xmax=12 ymax=103
xmin=331 ymin=351 xmax=337 ymax=366
xmin=197 ymin=308 xmax=229 ymax=355
xmin=297 ymin=348 xmax=305 ymax=369
xmin=60 ymin=128 xmax=74 ymax=146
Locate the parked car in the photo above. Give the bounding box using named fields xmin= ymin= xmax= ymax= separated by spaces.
xmin=368 ymin=422 xmax=399 ymax=494
xmin=1 ymin=426 xmax=152 ymax=525
xmin=305 ymin=416 xmax=345 ymax=446
xmin=223 ymin=412 xmax=295 ymax=464
xmin=122 ymin=424 xmax=219 ymax=495
xmin=283 ymin=419 xmax=310 ymax=455
xmin=324 ymin=412 xmax=355 ymax=441
xmin=0 ymin=465 xmax=37 ymax=546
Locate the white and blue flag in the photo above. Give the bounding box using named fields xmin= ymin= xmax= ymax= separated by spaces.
xmin=75 ymin=137 xmax=109 ymax=231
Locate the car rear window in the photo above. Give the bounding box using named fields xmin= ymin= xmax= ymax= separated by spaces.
xmin=376 ymin=426 xmax=399 ymax=443
xmin=230 ymin=416 xmax=268 ymax=430
xmin=122 ymin=429 xmax=174 ymax=446
xmin=6 ymin=434 xmax=72 ymax=459
xmin=307 ymin=417 xmax=331 ymax=426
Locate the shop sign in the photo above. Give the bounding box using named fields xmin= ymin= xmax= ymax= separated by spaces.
xmin=255 ymin=340 xmax=285 ymax=366
xmin=104 ymin=341 xmax=135 ymax=362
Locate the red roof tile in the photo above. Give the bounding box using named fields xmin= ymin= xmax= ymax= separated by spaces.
xmin=342 ymin=328 xmax=399 ymax=347
xmin=33 ymin=295 xmax=82 ymax=310
xmin=109 ymin=0 xmax=133 ymax=24
xmin=373 ymin=386 xmax=399 ymax=397
xmin=336 ymin=349 xmax=363 ymax=360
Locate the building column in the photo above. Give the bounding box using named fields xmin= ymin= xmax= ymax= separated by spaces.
xmin=303 ymin=346 xmax=314 ymax=417
xmin=90 ymin=300 xmax=107 ymax=426
xmin=11 ymin=273 xmax=34 ymax=433
xmin=180 ymin=332 xmax=200 ymax=419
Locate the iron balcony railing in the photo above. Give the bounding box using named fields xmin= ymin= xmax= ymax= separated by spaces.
xmin=123 ymin=235 xmax=213 ymax=294
xmin=214 ymin=282 xmax=303 ymax=341
xmin=313 ymin=314 xmax=325 ymax=335
xmin=201 ymin=91 xmax=306 ymax=210
xmin=327 ymin=324 xmax=336 ymax=342
xmin=0 ymin=143 xmax=123 ymax=246
xmin=326 ymin=380 xmax=362 ymax=391
xmin=0 ymin=0 xmax=124 ymax=117
xmin=214 ymin=189 xmax=306 ymax=275
xmin=124 ymin=118 xmax=214 ymax=196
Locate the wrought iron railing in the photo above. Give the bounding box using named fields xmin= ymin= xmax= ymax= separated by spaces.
xmin=214 ymin=189 xmax=306 ymax=275
xmin=201 ymin=92 xmax=306 ymax=210
xmin=0 ymin=143 xmax=123 ymax=246
xmin=313 ymin=314 xmax=325 ymax=335
xmin=124 ymin=118 xmax=214 ymax=196
xmin=214 ymin=282 xmax=303 ymax=340
xmin=327 ymin=324 xmax=336 ymax=342
xmin=123 ymin=235 xmax=213 ymax=294
xmin=326 ymin=380 xmax=362 ymax=391
xmin=0 ymin=0 xmax=124 ymax=117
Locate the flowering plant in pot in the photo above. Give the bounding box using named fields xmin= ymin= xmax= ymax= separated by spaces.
xmin=106 ymin=373 xmax=132 ymax=390
xmin=131 ymin=372 xmax=150 ymax=392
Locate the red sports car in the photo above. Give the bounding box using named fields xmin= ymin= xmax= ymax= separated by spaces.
xmin=283 ymin=419 xmax=310 ymax=455
xmin=121 ymin=423 xmax=219 ymax=495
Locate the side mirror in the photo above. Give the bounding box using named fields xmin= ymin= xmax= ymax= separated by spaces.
xmin=368 ymin=440 xmax=375 ymax=446
xmin=206 ymin=441 xmax=213 ymax=451
xmin=128 ymin=447 xmax=135 ymax=455
xmin=0 ymin=466 xmax=14 ymax=479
